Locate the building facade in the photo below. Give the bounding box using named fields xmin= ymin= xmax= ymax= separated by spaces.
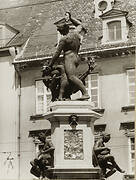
xmin=0 ymin=0 xmax=135 ymax=180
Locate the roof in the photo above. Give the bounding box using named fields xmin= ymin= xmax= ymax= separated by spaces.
xmin=0 ymin=0 xmax=135 ymax=61
xmin=0 ymin=22 xmax=19 ymax=33
xmin=99 ymin=8 xmax=128 ymax=19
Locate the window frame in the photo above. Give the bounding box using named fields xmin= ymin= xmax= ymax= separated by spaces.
xmin=35 ymin=80 xmax=51 ymax=115
xmin=88 ymin=73 xmax=100 ymax=108
xmin=128 ymin=137 xmax=135 ymax=174
xmin=107 ymin=20 xmax=122 ymax=41
xmin=126 ymin=69 xmax=135 ymax=106
xmin=102 ymin=16 xmax=128 ymax=44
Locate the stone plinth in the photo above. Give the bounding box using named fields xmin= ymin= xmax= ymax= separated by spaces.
xmin=44 ymin=101 xmax=102 ymax=179
xmin=53 ymin=168 xmax=101 ymax=180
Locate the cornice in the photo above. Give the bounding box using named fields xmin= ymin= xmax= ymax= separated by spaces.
xmin=13 ymin=45 xmax=135 ymax=72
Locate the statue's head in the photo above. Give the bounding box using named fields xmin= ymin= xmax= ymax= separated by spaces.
xmin=42 ymin=65 xmax=51 ymax=77
xmin=102 ymin=133 xmax=111 ymax=143
xmin=57 ymin=23 xmax=69 ymax=35
xmin=38 ymin=132 xmax=46 ymax=142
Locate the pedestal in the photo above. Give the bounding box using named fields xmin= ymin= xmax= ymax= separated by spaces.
xmin=44 ymin=101 xmax=102 ymax=180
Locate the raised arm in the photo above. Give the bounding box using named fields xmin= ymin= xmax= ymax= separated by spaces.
xmin=94 ymin=139 xmax=108 ymax=155
xmin=65 ymin=12 xmax=86 ymax=33
xmin=65 ymin=12 xmax=81 ymax=26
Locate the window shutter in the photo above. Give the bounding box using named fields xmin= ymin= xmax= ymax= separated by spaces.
xmin=88 ymin=74 xmax=100 ymax=107
xmin=127 ymin=69 xmax=135 ymax=105
xmin=108 ymin=21 xmax=121 ymax=41
xmin=129 ymin=137 xmax=135 ymax=173
xmin=36 ymin=80 xmax=51 ymax=114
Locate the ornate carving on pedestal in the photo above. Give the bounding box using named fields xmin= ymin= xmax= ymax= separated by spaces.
xmin=68 ymin=114 xmax=79 ymax=126
xmin=64 ymin=130 xmax=84 ymax=160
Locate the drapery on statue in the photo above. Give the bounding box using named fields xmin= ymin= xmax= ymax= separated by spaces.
xmin=45 ymin=12 xmax=93 ymax=101
xmin=30 ymin=132 xmax=55 ymax=179
xmin=93 ymin=133 xmax=125 ymax=180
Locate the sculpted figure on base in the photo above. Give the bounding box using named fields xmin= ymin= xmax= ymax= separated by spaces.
xmin=30 ymin=132 xmax=55 ymax=179
xmin=42 ymin=59 xmax=95 ymax=101
xmin=46 ymin=12 xmax=91 ymax=101
xmin=93 ymin=133 xmax=125 ymax=179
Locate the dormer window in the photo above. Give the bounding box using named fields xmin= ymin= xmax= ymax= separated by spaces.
xmin=108 ymin=20 xmax=121 ymax=41
xmin=100 ymin=9 xmax=132 ymax=44
xmin=0 ymin=23 xmax=19 ymax=47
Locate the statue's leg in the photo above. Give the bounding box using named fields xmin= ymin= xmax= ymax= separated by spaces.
xmin=105 ymin=155 xmax=125 ymax=173
xmin=105 ymin=163 xmax=116 ymax=178
xmin=64 ymin=53 xmax=89 ymax=100
xmin=112 ymin=161 xmax=125 ymax=173
xmin=58 ymin=75 xmax=68 ymax=100
xmin=98 ymin=158 xmax=107 ymax=179
xmin=49 ymin=151 xmax=54 ymax=168
xmin=105 ymin=169 xmax=116 ymax=178
xmin=101 ymin=167 xmax=106 ymax=178
xmin=50 ymin=79 xmax=59 ymax=101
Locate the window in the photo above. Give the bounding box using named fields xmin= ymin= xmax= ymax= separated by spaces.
xmin=88 ymin=73 xmax=100 ymax=108
xmin=128 ymin=137 xmax=135 ymax=173
xmin=127 ymin=69 xmax=135 ymax=105
xmin=94 ymin=0 xmax=114 ymax=18
xmin=108 ymin=21 xmax=122 ymax=41
xmin=100 ymin=9 xmax=130 ymax=44
xmin=35 ymin=80 xmax=51 ymax=114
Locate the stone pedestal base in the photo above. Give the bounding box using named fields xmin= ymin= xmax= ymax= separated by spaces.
xmin=44 ymin=101 xmax=102 ymax=180
xmin=53 ymin=168 xmax=101 ymax=180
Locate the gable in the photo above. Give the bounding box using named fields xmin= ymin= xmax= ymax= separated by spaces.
xmin=0 ymin=23 xmax=19 ymax=48
xmin=100 ymin=8 xmax=128 ymax=19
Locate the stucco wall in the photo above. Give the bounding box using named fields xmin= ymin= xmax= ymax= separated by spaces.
xmin=19 ymin=68 xmax=51 ymax=179
xmin=18 ymin=54 xmax=135 ymax=180
xmin=0 ymin=54 xmax=18 ymax=180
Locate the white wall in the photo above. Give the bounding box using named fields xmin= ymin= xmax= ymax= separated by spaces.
xmin=0 ymin=55 xmax=18 ymax=180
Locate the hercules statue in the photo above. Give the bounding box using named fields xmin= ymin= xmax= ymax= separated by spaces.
xmin=42 ymin=12 xmax=96 ymax=101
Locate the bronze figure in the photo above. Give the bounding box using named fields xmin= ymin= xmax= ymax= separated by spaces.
xmin=42 ymin=60 xmax=96 ymax=101
xmin=30 ymin=132 xmax=55 ymax=179
xmin=93 ymin=133 xmax=125 ymax=179
xmin=48 ymin=12 xmax=90 ymax=100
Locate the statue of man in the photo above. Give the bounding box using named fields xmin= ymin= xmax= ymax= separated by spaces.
xmin=30 ymin=132 xmax=55 ymax=179
xmin=48 ymin=12 xmax=90 ymax=100
xmin=93 ymin=133 xmax=125 ymax=179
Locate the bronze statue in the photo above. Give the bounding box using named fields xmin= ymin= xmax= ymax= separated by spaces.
xmin=30 ymin=132 xmax=55 ymax=179
xmin=48 ymin=12 xmax=90 ymax=100
xmin=93 ymin=133 xmax=125 ymax=179
xmin=42 ymin=60 xmax=96 ymax=101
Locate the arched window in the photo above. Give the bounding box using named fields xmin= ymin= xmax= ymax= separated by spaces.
xmin=107 ymin=21 xmax=122 ymax=41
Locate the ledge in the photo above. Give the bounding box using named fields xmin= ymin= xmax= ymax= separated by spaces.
xmin=121 ymin=105 xmax=135 ymax=112
xmin=53 ymin=168 xmax=101 ymax=179
xmin=93 ymin=108 xmax=105 ymax=114
xmin=29 ymin=129 xmax=51 ymax=137
xmin=30 ymin=114 xmax=44 ymax=121
xmin=94 ymin=124 xmax=106 ymax=131
xmin=120 ymin=122 xmax=134 ymax=130
xmin=120 ymin=122 xmax=134 ymax=137
xmin=30 ymin=108 xmax=105 ymax=121
xmin=123 ymin=174 xmax=134 ymax=180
